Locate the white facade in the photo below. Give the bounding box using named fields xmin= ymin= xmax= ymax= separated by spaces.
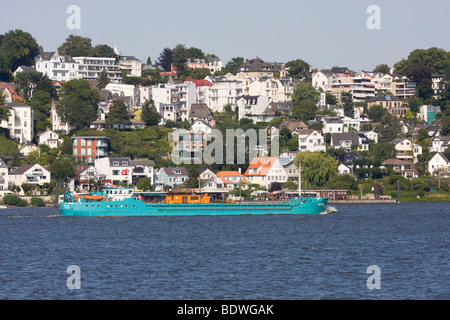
xmin=0 ymin=103 xmax=33 ymax=143
xmin=8 ymin=164 xmax=51 ymax=187
xmin=237 ymin=95 xmax=271 ymax=120
xmin=95 ymin=157 xmax=132 ymax=185
xmin=244 ymin=157 xmax=288 ymax=189
xmin=428 ymin=153 xmax=449 ymax=175
xmin=191 ymin=120 xmax=213 ymax=134
xmin=37 ymin=128 xmax=63 ymax=149
xmin=0 ymin=158 xmax=8 ymax=191
xmin=297 ymin=129 xmax=326 ymax=152
xmin=322 ymin=117 xmax=344 ymax=134
xmin=50 ymin=104 xmax=73 ymax=134
xmin=105 ymin=83 xmax=140 ymax=108
xmin=151 ymin=82 xmax=197 ymax=121
xmin=312 ymin=70 xmax=338 ymax=92
xmin=35 ymin=52 xmax=79 ymax=82
xmin=203 ymin=80 xmax=243 ymax=112
xmin=430 ymin=136 xmax=450 ymax=153
xmin=119 ymin=56 xmax=142 ymax=77
xmin=73 ymin=57 xmax=122 ymax=83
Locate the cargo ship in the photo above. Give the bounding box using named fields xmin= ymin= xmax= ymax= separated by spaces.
xmin=59 ymin=164 xmax=329 ymax=217
xmin=59 ymin=188 xmax=329 ymax=217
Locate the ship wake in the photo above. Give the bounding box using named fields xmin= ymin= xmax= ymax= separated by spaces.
xmin=321 ymin=206 xmax=338 ymax=215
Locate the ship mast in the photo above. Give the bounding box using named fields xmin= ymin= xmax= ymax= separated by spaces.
xmin=298 ymin=162 xmax=302 ymax=198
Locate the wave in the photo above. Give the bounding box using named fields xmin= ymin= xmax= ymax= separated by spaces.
xmin=321 ymin=206 xmax=338 ymax=215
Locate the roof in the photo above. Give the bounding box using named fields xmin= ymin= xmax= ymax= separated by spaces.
xmin=297 ymin=129 xmax=322 ymax=137
xmin=434 ymin=152 xmax=450 ymax=163
xmin=216 ymin=171 xmax=248 ymax=183
xmin=382 ymin=159 xmax=414 ymax=166
xmin=10 ymin=164 xmax=42 ymax=175
xmin=184 ymin=77 xmax=212 ymax=87
xmin=244 ymin=157 xmax=278 ymax=176
xmin=109 ymin=158 xmax=132 ymax=167
xmin=331 ymin=133 xmax=360 ymax=145
xmin=189 ymin=104 xmax=212 ymax=119
xmin=132 ymin=159 xmax=155 ymax=166
xmin=161 ymin=167 xmax=188 ymax=177
xmin=368 ymin=95 xmax=402 ymax=102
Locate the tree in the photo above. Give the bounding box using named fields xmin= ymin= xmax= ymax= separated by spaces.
xmin=0 ymin=91 xmax=11 ymax=122
xmin=141 ymin=99 xmax=161 ymax=126
xmin=378 ymin=113 xmax=403 ymax=143
xmin=294 ymin=151 xmax=338 ymax=187
xmin=394 ymin=47 xmax=450 ymax=75
xmin=107 ymin=99 xmax=131 ymax=130
xmin=285 ymin=59 xmax=310 ymax=79
xmin=184 ymin=166 xmax=201 ymax=189
xmin=325 ymin=93 xmax=337 ymax=105
xmin=292 ymin=100 xmax=317 ymax=123
xmin=292 ymin=82 xmax=320 ymax=105
xmin=223 ymin=57 xmax=244 ymax=75
xmin=0 ymin=29 xmax=40 ymax=75
xmin=50 ymin=158 xmax=76 ymax=181
xmin=56 ymin=79 xmax=100 ymax=129
xmin=89 ymin=44 xmax=117 ymax=58
xmin=367 ymin=104 xmax=386 ymax=122
xmin=137 ymin=177 xmax=153 ymax=191
xmin=341 ymin=91 xmax=355 ymax=118
xmin=373 ymin=64 xmax=391 ymax=74
xmin=404 ymin=62 xmax=433 ymax=100
xmin=155 ymin=47 xmax=173 ymax=71
xmin=57 ymin=34 xmax=92 ymax=57
xmin=96 ymin=69 xmax=110 ymax=90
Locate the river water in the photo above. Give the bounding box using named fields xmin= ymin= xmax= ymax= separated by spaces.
xmin=0 ymin=202 xmax=448 ymax=300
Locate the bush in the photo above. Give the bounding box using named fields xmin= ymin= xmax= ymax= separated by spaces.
xmin=16 ymin=198 xmax=28 ymax=207
xmin=3 ymin=194 xmax=21 ymax=205
xmin=30 ymin=197 xmax=46 ymax=207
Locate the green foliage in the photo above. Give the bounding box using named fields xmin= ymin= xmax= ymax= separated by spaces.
xmin=292 ymin=100 xmax=317 ymax=123
xmin=30 ymin=197 xmax=46 ymax=207
xmin=367 ymin=104 xmax=386 ymax=122
xmin=373 ymin=64 xmax=391 ymax=74
xmin=96 ymin=69 xmax=110 ymax=90
xmin=0 ymin=134 xmax=19 ymax=156
xmin=136 ymin=177 xmax=153 ymax=191
xmin=107 ymin=99 xmax=131 ymax=129
xmin=294 ymin=151 xmax=338 ymax=187
xmin=50 ymin=158 xmax=76 ymax=181
xmin=378 ymin=113 xmax=403 ymax=142
xmin=326 ymin=174 xmax=358 ymax=191
xmin=57 ymin=34 xmax=92 ymax=57
xmin=222 ymin=57 xmax=244 ymax=75
xmin=285 ymin=59 xmax=310 ymax=79
xmin=56 ymin=79 xmax=100 ymax=129
xmin=141 ymin=99 xmax=161 ymax=126
xmin=2 ymin=194 xmax=27 ymax=207
xmin=0 ymin=29 xmax=40 ymax=76
xmin=292 ymin=82 xmax=320 ymax=105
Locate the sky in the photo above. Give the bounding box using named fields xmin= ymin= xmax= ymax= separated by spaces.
xmin=1 ymin=0 xmax=449 ymax=72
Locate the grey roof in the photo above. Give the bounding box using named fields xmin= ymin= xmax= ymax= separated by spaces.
xmin=189 ymin=104 xmax=212 ymax=119
xmin=331 ymin=133 xmax=364 ymax=146
xmin=36 ymin=52 xmax=56 ymax=61
xmin=10 ymin=164 xmax=39 ymax=175
xmin=132 ymin=159 xmax=155 ymax=166
xmin=162 ymin=167 xmax=188 ymax=177
xmin=0 ymin=158 xmax=7 ymax=168
xmin=369 ymin=95 xmax=402 ymax=102
xmin=119 ymin=55 xmax=141 ymax=62
xmin=109 ymin=158 xmax=132 ymax=167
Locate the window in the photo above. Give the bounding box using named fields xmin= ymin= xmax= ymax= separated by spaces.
xmin=81 ymin=149 xmax=86 ymax=156
xmin=113 ymin=170 xmax=120 ymax=175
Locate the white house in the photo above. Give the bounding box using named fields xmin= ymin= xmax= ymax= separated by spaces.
xmin=191 ymin=120 xmax=213 ymax=134
xmin=297 ymin=129 xmax=326 ymax=152
xmin=50 ymin=103 xmax=73 ymax=134
xmin=338 ymin=163 xmax=353 ymax=175
xmin=9 ymin=163 xmax=51 ymax=187
xmin=331 ymin=132 xmax=370 ymax=152
xmin=322 ymin=117 xmax=344 ymax=134
xmin=73 ymin=56 xmax=122 ymax=83
xmin=35 ymin=52 xmax=79 ymax=82
xmin=430 ymin=135 xmax=450 ymax=153
xmin=391 ymin=137 xmax=422 ymax=163
xmin=131 ymin=159 xmax=154 ymax=187
xmin=0 ymin=102 xmax=34 ymax=143
xmin=244 ymin=157 xmax=288 ymax=189
xmin=360 ymin=129 xmax=378 ymax=143
xmin=95 ymin=157 xmax=133 ymax=185
xmin=119 ymin=55 xmax=142 ymax=77
xmin=312 ymin=69 xmax=338 ymax=92
xmin=203 ymin=78 xmax=243 ymax=112
xmin=237 ymin=95 xmax=271 ymax=121
xmin=37 ymin=127 xmax=63 ymax=149
xmin=428 ymin=152 xmax=449 ymax=176
xmin=0 ymin=158 xmax=8 ymax=191
xmin=19 ymin=143 xmax=39 ymax=157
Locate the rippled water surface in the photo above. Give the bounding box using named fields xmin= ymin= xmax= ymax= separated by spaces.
xmin=0 ymin=202 xmax=448 ymax=300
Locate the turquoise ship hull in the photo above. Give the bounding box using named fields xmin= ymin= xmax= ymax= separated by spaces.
xmin=60 ymin=196 xmax=329 ymax=217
